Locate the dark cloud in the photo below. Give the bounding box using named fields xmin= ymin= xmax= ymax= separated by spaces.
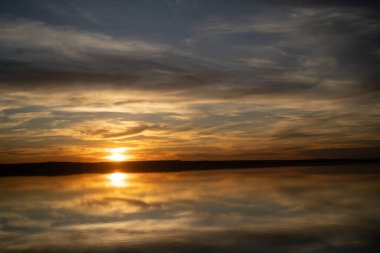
xmin=261 ymin=0 xmax=380 ymax=8
xmin=76 ymin=123 xmax=164 ymax=139
xmin=273 ymin=129 xmax=324 ymax=139
xmin=301 ymin=147 xmax=380 ymax=159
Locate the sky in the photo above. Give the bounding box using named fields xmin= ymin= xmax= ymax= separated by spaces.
xmin=0 ymin=0 xmax=379 ymax=163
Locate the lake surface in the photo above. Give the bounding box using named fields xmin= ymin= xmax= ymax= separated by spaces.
xmin=0 ymin=164 xmax=379 ymax=253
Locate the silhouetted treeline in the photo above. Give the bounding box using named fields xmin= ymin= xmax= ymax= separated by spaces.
xmin=0 ymin=159 xmax=379 ymax=177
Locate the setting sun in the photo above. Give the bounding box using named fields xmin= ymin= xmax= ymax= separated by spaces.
xmin=106 ymin=147 xmax=129 ymax=162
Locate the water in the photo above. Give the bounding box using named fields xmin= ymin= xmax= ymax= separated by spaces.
xmin=0 ymin=165 xmax=379 ymax=252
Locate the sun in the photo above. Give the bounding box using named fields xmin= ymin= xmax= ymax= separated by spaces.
xmin=106 ymin=147 xmax=129 ymax=162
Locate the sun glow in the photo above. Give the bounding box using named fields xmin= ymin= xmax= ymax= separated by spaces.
xmin=107 ymin=172 xmax=129 ymax=187
xmin=106 ymin=147 xmax=129 ymax=162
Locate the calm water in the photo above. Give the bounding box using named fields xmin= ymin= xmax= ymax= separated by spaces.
xmin=0 ymin=165 xmax=379 ymax=253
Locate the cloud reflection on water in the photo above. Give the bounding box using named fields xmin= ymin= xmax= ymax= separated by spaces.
xmin=0 ymin=165 xmax=379 ymax=252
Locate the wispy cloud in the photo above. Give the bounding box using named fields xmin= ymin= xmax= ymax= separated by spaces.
xmin=0 ymin=19 xmax=167 ymax=57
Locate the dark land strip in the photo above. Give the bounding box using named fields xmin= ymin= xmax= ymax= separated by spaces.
xmin=0 ymin=159 xmax=379 ymax=176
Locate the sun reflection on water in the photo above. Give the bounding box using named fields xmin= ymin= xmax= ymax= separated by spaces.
xmin=107 ymin=172 xmax=129 ymax=187
xmin=0 ymin=166 xmax=379 ymax=252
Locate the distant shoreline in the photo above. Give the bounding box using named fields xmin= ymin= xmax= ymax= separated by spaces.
xmin=0 ymin=159 xmax=379 ymax=177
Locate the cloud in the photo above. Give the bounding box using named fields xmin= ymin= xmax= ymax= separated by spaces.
xmin=1 ymin=9 xmax=378 ymax=102
xmin=0 ymin=19 xmax=198 ymax=91
xmin=242 ymin=58 xmax=280 ymax=69
xmin=70 ymin=120 xmax=165 ymax=140
xmin=0 ymin=19 xmax=166 ymax=57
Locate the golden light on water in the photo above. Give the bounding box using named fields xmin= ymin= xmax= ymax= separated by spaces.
xmin=107 ymin=172 xmax=129 ymax=187
xmin=106 ymin=147 xmax=129 ymax=162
